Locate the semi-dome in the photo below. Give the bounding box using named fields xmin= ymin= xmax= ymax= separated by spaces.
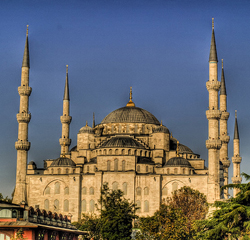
xmin=79 ymin=122 xmax=94 ymax=134
xmin=153 ymin=125 xmax=170 ymax=134
xmin=101 ymin=106 xmax=160 ymax=125
xmin=100 ymin=136 xmax=146 ymax=149
xmin=164 ymin=157 xmax=192 ymax=167
xmin=50 ymin=157 xmax=76 ymax=167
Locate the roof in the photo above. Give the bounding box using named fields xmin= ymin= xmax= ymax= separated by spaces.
xmin=220 ymin=64 xmax=227 ymax=95
xmin=137 ymin=156 xmax=154 ymax=165
xmin=100 ymin=136 xmax=146 ymax=149
xmin=79 ymin=124 xmax=94 ymax=134
xmin=50 ymin=157 xmax=76 ymax=167
xmin=170 ymin=139 xmax=194 ymax=154
xmin=153 ymin=125 xmax=170 ymax=134
xmin=164 ymin=157 xmax=192 ymax=167
xmin=101 ymin=106 xmax=160 ymax=125
xmin=209 ymin=23 xmax=218 ymax=62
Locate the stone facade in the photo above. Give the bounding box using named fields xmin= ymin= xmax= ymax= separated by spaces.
xmin=12 ymin=21 xmax=242 ymax=222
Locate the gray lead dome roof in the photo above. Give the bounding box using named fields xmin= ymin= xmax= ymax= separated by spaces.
xmin=164 ymin=157 xmax=191 ymax=167
xmin=101 ymin=106 xmax=160 ymax=125
xmin=50 ymin=157 xmax=76 ymax=167
xmin=100 ymin=137 xmax=145 ymax=149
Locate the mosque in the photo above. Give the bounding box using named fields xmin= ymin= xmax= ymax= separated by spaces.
xmin=12 ymin=20 xmax=242 ymax=222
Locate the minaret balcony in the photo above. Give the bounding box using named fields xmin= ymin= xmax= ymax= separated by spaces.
xmin=206 ymin=81 xmax=221 ymax=91
xmin=231 ymin=176 xmax=242 ymax=184
xmin=18 ymin=86 xmax=32 ymax=96
xmin=15 ymin=140 xmax=30 ymax=151
xmin=220 ymin=135 xmax=230 ymax=143
xmin=221 ymin=159 xmax=230 ymax=168
xmin=206 ymin=110 xmax=221 ymax=119
xmin=60 ymin=116 xmax=72 ymax=124
xmin=59 ymin=138 xmax=71 ymax=146
xmin=206 ymin=139 xmax=221 ymax=149
xmin=221 ymin=111 xmax=230 ymax=120
xmin=16 ymin=112 xmax=31 ymax=123
xmin=232 ymin=156 xmax=242 ymax=163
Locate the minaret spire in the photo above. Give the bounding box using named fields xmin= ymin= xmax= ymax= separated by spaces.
xmin=92 ymin=112 xmax=95 ymax=128
xmin=13 ymin=26 xmax=32 ymax=204
xmin=209 ymin=18 xmax=218 ymax=62
xmin=206 ymin=18 xmax=222 ymax=202
xmin=59 ymin=65 xmax=72 ymax=156
xmin=232 ymin=110 xmax=242 ymax=197
xmin=126 ymin=87 xmax=135 ymax=107
xmin=219 ymin=59 xmax=230 ymax=199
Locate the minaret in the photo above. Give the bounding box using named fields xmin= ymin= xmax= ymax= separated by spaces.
xmin=13 ymin=26 xmax=32 ymax=204
xmin=206 ymin=19 xmax=222 ymax=202
xmin=219 ymin=59 xmax=230 ymax=198
xmin=231 ymin=111 xmax=242 ymax=197
xmin=59 ymin=65 xmax=72 ymax=156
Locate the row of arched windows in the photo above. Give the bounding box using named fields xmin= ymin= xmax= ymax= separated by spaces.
xmin=82 ymin=187 xmax=94 ymax=195
xmin=44 ymin=183 xmax=69 ymax=195
xmin=44 ymin=199 xmax=69 ymax=212
xmin=50 ymin=168 xmax=75 ymax=174
xmin=136 ymin=187 xmax=149 ymax=196
xmin=82 ymin=183 xmax=128 ymax=195
xmin=135 ymin=200 xmax=149 ymax=213
xmin=162 ymin=182 xmax=179 ymax=195
xmin=107 ymin=159 xmax=126 ymax=171
xmin=165 ymin=168 xmax=192 ymax=175
xmin=137 ymin=165 xmax=151 ymax=173
xmin=98 ymin=149 xmax=150 ymax=157
xmin=81 ymin=199 xmax=95 ymax=212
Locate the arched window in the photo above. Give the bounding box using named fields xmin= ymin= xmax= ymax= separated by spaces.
xmin=104 ymin=149 xmax=106 ymax=155
xmin=45 ymin=186 xmax=50 ymax=195
xmin=136 ymin=187 xmax=141 ymax=196
xmin=144 ymin=187 xmax=149 ymax=195
xmin=114 ymin=159 xmax=118 ymax=171
xmin=51 ymin=169 xmax=54 ymax=174
xmin=140 ymin=150 xmax=142 ymax=156
xmin=144 ymin=200 xmax=149 ymax=212
xmin=183 ymin=168 xmax=185 ymax=174
xmin=112 ymin=182 xmax=118 ymax=190
xmin=172 ymin=182 xmax=178 ymax=192
xmin=54 ymin=199 xmax=59 ymax=211
xmin=167 ymin=168 xmax=170 ymax=174
xmin=162 ymin=187 xmax=168 ymax=196
xmin=107 ymin=161 xmax=111 ymax=171
xmin=146 ymin=166 xmax=148 ymax=172
xmin=135 ymin=200 xmax=141 ymax=213
xmin=55 ymin=182 xmax=60 ymax=194
xmin=64 ymin=200 xmax=69 ymax=212
xmin=89 ymin=187 xmax=94 ymax=195
xmin=87 ymin=166 xmax=89 ymax=172
xmin=82 ymin=200 xmax=86 ymax=212
xmin=115 ymin=149 xmax=118 ymax=155
xmin=89 ymin=200 xmax=95 ymax=212
xmin=73 ymin=169 xmax=75 ymax=174
xmin=58 ymin=168 xmax=61 ymax=174
xmin=137 ymin=165 xmax=140 ymax=172
xmin=109 ymin=149 xmax=112 ymax=155
xmin=128 ymin=149 xmax=131 ymax=155
xmin=65 ymin=168 xmax=69 ymax=174
xmin=122 ymin=149 xmax=125 ymax=155
xmin=123 ymin=182 xmax=127 ymax=195
xmin=64 ymin=187 xmax=69 ymax=195
xmin=122 ymin=160 xmax=125 ymax=171
xmin=82 ymin=187 xmax=87 ymax=195
xmin=174 ymin=168 xmax=178 ymax=174
xmin=134 ymin=150 xmax=137 ymax=156
xmin=44 ymin=199 xmax=49 ymax=210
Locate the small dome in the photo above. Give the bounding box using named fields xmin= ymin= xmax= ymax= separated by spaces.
xmin=28 ymin=161 xmax=36 ymax=165
xmin=50 ymin=157 xmax=76 ymax=167
xmin=79 ymin=124 xmax=94 ymax=134
xmin=153 ymin=125 xmax=170 ymax=134
xmin=101 ymin=106 xmax=160 ymax=125
xmin=164 ymin=157 xmax=191 ymax=167
xmin=100 ymin=137 xmax=145 ymax=149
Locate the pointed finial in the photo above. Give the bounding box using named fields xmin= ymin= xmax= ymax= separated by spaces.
xmin=235 ymin=110 xmax=237 ymax=118
xmin=160 ymin=120 xmax=162 ymax=126
xmin=126 ymin=87 xmax=135 ymax=107
xmin=222 ymin=59 xmax=223 ymax=69
xmin=176 ymin=141 xmax=180 ymax=157
xmin=86 ymin=121 xmax=88 ymax=126
xmin=66 ymin=65 xmax=68 ymax=74
xmin=26 ymin=25 xmax=29 ymax=36
xmin=234 ymin=110 xmax=239 ymax=139
xmin=212 ymin=18 xmax=214 ymax=30
xmin=63 ymin=65 xmax=70 ymax=100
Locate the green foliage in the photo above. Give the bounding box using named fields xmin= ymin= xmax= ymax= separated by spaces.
xmin=74 ymin=183 xmax=137 ymax=240
xmin=136 ymin=186 xmax=208 ymax=240
xmin=11 ymin=228 xmax=26 ymax=240
xmin=194 ymin=172 xmax=250 ymax=239
xmin=0 ymin=193 xmax=12 ymax=203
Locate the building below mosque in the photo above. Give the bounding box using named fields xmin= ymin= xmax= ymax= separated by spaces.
xmin=12 ymin=21 xmax=242 ymax=223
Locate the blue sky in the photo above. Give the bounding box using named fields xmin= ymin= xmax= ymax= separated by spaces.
xmin=1 ymin=0 xmax=250 ymax=197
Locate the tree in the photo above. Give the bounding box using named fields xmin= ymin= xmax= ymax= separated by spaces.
xmin=136 ymin=186 xmax=208 ymax=239
xmin=0 ymin=193 xmax=12 ymax=203
xmin=194 ymin=173 xmax=250 ymax=240
xmin=74 ymin=183 xmax=137 ymax=240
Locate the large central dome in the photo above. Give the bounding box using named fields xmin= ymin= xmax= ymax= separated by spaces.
xmin=101 ymin=106 xmax=160 ymax=125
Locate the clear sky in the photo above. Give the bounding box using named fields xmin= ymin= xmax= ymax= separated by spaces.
xmin=0 ymin=0 xmax=250 ymax=198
